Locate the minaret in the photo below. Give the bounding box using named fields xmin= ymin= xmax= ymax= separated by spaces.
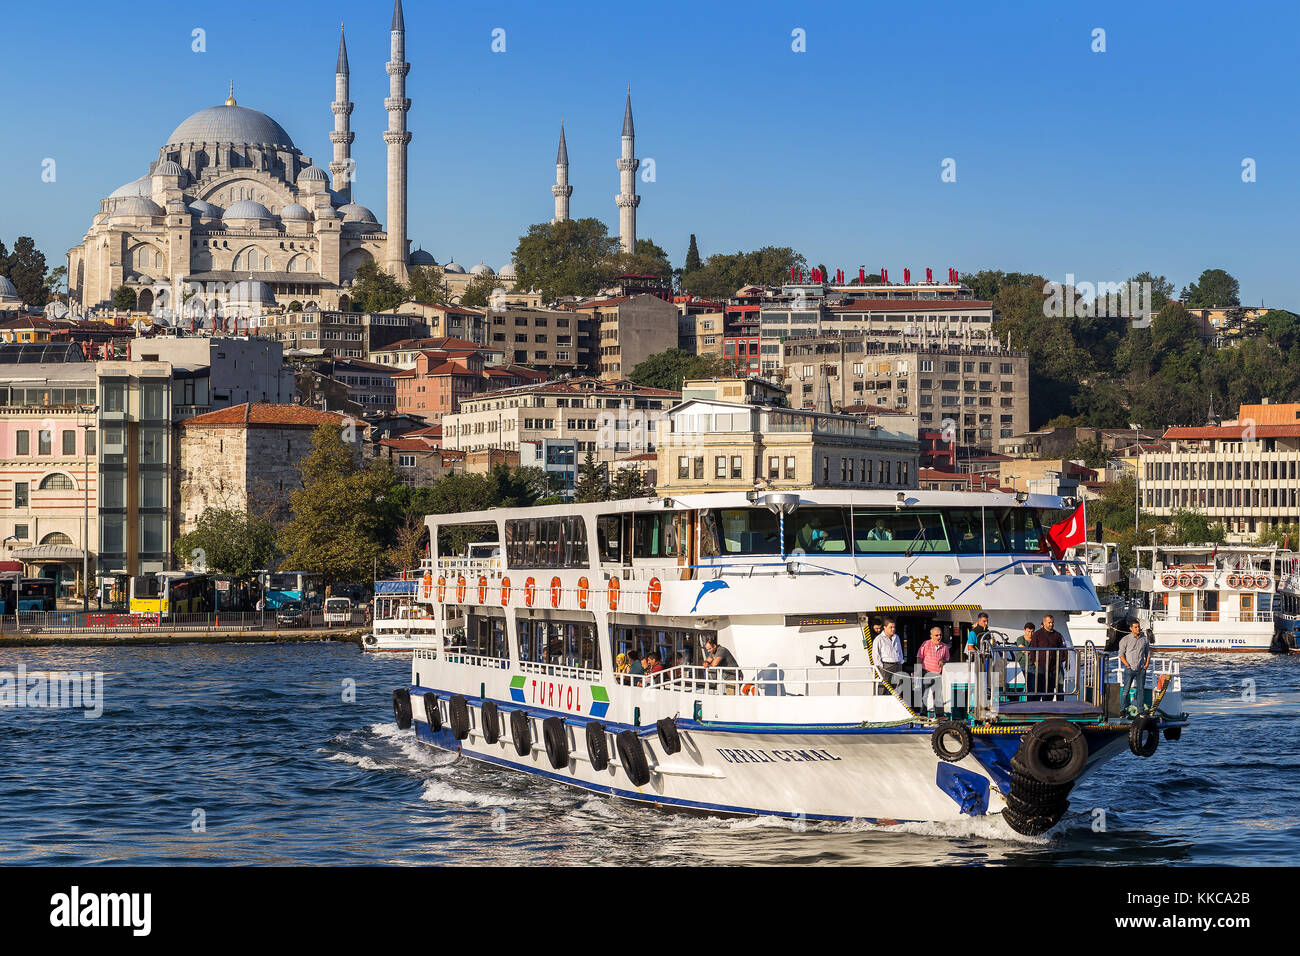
xmin=329 ymin=24 xmax=355 ymax=202
xmin=552 ymin=121 xmax=572 ymax=223
xmin=384 ymin=0 xmax=411 ymax=282
xmin=616 ymin=88 xmax=639 ymax=254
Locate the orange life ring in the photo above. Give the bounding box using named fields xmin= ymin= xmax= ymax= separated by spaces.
xmin=1227 ymin=574 xmax=1241 ymax=589
xmin=1192 ymin=574 xmax=1206 ymax=589
xmin=1177 ymin=573 xmax=1192 ymax=589
xmin=576 ymin=576 xmax=589 ymax=610
xmin=478 ymin=575 xmax=488 ymax=604
xmin=1256 ymin=575 xmax=1272 ymax=590
xmin=421 ymin=571 xmax=432 ymax=601
xmin=648 ymin=577 xmax=662 ymax=613
xmin=1239 ymin=574 xmax=1256 ymax=590
xmin=608 ymin=577 xmax=621 ymax=611
xmin=437 ymin=575 xmax=446 ymax=602
xmin=550 ymin=576 xmax=562 ymax=608
xmin=456 ymin=576 xmax=467 ymax=603
xmin=500 ymin=577 xmax=511 ymax=606
xmin=741 ymin=683 xmax=758 ymax=696
xmin=1162 ymin=573 xmax=1177 ymax=588
xmin=524 ymin=577 xmax=536 ymax=607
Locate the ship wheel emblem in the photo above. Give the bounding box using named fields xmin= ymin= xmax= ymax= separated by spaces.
xmin=904 ymin=574 xmax=938 ymax=600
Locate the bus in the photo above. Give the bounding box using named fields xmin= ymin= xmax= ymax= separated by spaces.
xmin=0 ymin=574 xmax=56 ymax=614
xmin=129 ymin=572 xmax=213 ymax=616
xmin=263 ymin=571 xmax=323 ymax=610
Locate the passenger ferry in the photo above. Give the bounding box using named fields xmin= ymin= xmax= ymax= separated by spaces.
xmin=1129 ymin=545 xmax=1294 ymax=652
xmin=361 ymin=579 xmax=436 ymax=654
xmin=394 ymin=491 xmax=1188 ymax=834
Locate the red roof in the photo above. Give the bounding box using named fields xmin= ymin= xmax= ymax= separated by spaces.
xmin=1165 ymin=424 xmax=1300 ymax=439
xmin=380 ymin=436 xmax=441 ymax=451
xmin=377 ymin=336 xmax=488 ymax=353
xmin=180 ymin=403 xmax=347 ymax=428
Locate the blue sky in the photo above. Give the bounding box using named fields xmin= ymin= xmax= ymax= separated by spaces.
xmin=2 ymin=0 xmax=1297 ymax=305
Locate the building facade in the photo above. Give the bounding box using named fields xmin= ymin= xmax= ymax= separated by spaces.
xmin=568 ymin=294 xmax=679 ymax=379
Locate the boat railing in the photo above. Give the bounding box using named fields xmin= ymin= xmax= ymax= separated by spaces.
xmin=518 ymin=659 xmax=603 ymax=682
xmin=640 ymin=663 xmax=879 ymax=697
xmin=442 ymin=650 xmax=510 ymax=670
xmin=1144 ymin=609 xmax=1273 ymax=624
xmin=970 ymin=645 xmax=1104 ymax=720
xmin=1103 ymin=654 xmax=1180 ymax=692
xmin=434 ymin=558 xmax=503 ymax=574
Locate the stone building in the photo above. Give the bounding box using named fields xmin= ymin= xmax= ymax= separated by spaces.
xmin=566 ymin=294 xmax=678 ymax=379
xmin=175 ymin=403 xmax=356 ymax=533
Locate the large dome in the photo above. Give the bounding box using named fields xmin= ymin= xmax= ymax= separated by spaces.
xmin=164 ymin=104 xmax=295 ymax=150
xmin=223 ymin=199 xmax=274 ymax=221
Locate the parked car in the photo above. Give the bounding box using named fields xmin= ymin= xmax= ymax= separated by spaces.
xmin=276 ymin=601 xmax=309 ymax=627
xmin=323 ymin=597 xmax=353 ymax=627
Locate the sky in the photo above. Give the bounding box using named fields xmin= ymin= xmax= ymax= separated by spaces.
xmin=1 ymin=0 xmax=1297 ymax=306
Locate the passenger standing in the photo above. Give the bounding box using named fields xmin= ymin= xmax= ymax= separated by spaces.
xmin=917 ymin=626 xmax=950 ymax=718
xmin=1118 ymin=620 xmax=1150 ymax=713
xmin=1028 ymin=615 xmax=1067 ymax=700
xmin=966 ymin=612 xmax=990 ymax=661
xmin=872 ymin=617 xmax=904 ymax=697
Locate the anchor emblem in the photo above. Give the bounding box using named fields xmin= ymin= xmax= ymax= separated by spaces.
xmin=816 ymin=635 xmax=850 ymax=667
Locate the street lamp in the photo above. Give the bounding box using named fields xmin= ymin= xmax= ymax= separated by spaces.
xmin=1129 ymin=423 xmax=1142 ymax=532
xmin=2 ymin=535 xmax=17 ymax=628
xmin=78 ymin=404 xmax=99 ymax=613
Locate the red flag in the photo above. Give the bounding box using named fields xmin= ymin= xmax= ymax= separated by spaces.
xmin=1046 ymin=503 xmax=1087 ymax=557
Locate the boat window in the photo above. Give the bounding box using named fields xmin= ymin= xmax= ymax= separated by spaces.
xmin=991 ymin=508 xmax=1048 ymax=554
xmin=505 ymin=516 xmax=588 ymax=568
xmin=715 ymin=508 xmax=782 ymax=554
xmin=518 ymin=618 xmax=600 ymax=669
xmin=612 ymin=624 xmax=711 ymax=668
xmin=712 ymin=507 xmax=850 ymax=555
xmin=632 ymin=512 xmax=677 ymax=559
xmin=467 ymin=612 xmax=507 ymax=659
xmin=852 ymin=510 xmax=950 ymax=554
xmin=788 ymin=507 xmax=850 ymax=554
xmin=597 ymin=515 xmax=622 ymax=562
xmin=698 ymin=509 xmax=722 ymax=558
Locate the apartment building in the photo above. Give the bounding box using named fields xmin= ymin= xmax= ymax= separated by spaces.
xmin=262 ymin=310 xmax=428 ymax=359
xmin=485 ymin=305 xmax=588 ymax=371
xmin=128 ymin=335 xmax=294 ymax=417
xmin=567 ymin=294 xmax=678 ymax=379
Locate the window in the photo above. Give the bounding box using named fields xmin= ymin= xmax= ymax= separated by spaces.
xmin=692 ymin=457 xmax=704 ymax=480
xmin=784 ymin=456 xmax=796 ymax=479
xmin=678 ymin=456 xmax=690 ymax=480
xmin=62 ymin=431 xmax=76 ymax=455
xmin=15 ymin=482 xmax=29 ymax=508
xmin=39 ymin=473 xmax=74 ymax=490
xmin=731 ymin=456 xmax=742 ymax=479
xmin=768 ymin=456 xmax=780 ymax=480
xmin=15 ymin=430 xmax=29 ymax=455
xmin=14 ymin=523 xmax=29 ymax=540
xmin=715 ymin=456 xmax=727 ymax=479
xmin=505 ymin=516 xmax=588 ymax=568
xmin=38 ymin=430 xmax=52 ymax=455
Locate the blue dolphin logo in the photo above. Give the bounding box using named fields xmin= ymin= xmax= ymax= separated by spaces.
xmin=690 ymin=580 xmax=730 ymax=613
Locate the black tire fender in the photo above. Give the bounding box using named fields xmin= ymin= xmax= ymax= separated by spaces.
xmin=480 ymin=700 xmax=500 ymax=744
xmin=1162 ymin=725 xmax=1182 ymax=742
xmin=510 ymin=710 xmax=530 ymax=757
xmin=616 ymin=730 xmax=651 ymax=787
xmin=586 ymin=722 xmax=610 ymax=771
xmin=1129 ymin=715 xmax=1159 ymax=757
xmin=448 ymin=695 xmax=470 ymax=741
xmin=931 ymin=720 xmax=972 ymax=762
xmin=542 ymin=717 xmax=570 ymax=769
xmin=422 ymin=692 xmax=441 ymax=732
xmin=1011 ymin=718 xmax=1088 ymax=785
xmin=392 ymin=689 xmax=412 ymax=730
xmin=656 ymin=717 xmax=681 ymax=755
xmin=1003 ymin=805 xmax=1064 ymax=837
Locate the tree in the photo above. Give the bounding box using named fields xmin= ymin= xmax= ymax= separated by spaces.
xmin=1183 ymin=269 xmax=1240 ymax=308
xmin=1167 ymin=508 xmax=1226 ymax=545
xmin=1128 ymin=271 xmax=1174 ymax=313
xmin=387 ymin=507 xmax=428 ymax=574
xmin=574 ymin=449 xmax=609 ymax=503
xmin=684 ymin=234 xmax=702 ymax=274
xmin=112 ymin=285 xmax=137 ymax=311
xmin=629 ymin=348 xmax=733 ymax=390
xmin=681 ymin=246 xmax=807 ymax=300
xmin=279 ymin=423 xmax=397 ymax=583
xmin=1257 ymin=522 xmax=1299 ymax=548
xmin=610 ymin=466 xmax=648 ymax=500
xmin=610 ymin=238 xmax=672 ymax=283
xmin=43 ymin=265 xmax=68 ymax=300
xmin=512 ymin=218 xmax=621 ymax=300
xmin=174 ymin=508 xmax=277 ymax=582
xmin=350 ymin=260 xmax=406 ymax=313
xmin=459 ymin=272 xmax=501 ymax=309
xmin=407 ymin=264 xmax=450 ymax=305
xmin=2 ymin=236 xmax=50 ymax=307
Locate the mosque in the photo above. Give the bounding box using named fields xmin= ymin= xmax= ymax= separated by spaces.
xmin=66 ymin=0 xmax=642 ymax=320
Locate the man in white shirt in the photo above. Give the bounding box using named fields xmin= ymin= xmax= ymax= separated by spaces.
xmin=873 ymin=617 xmax=905 ymax=696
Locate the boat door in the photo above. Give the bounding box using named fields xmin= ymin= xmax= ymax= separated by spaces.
xmin=676 ymin=510 xmax=695 ymax=580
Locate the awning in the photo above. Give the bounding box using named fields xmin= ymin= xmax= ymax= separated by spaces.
xmin=12 ymin=545 xmax=87 ymax=561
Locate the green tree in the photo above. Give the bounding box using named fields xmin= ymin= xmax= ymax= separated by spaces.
xmin=43 ymin=265 xmax=68 ymax=300
xmin=610 ymin=237 xmax=672 ymax=283
xmin=1257 ymin=522 xmax=1300 ymax=548
xmin=512 ymin=218 xmax=621 ymax=300
xmin=459 ymin=272 xmax=501 ymax=309
xmin=174 ymin=508 xmax=278 ymax=582
xmin=684 ymin=234 xmax=702 ymax=274
xmin=1167 ymin=508 xmax=1226 ymax=545
xmin=574 ymin=449 xmax=609 ymax=503
xmin=112 ymin=285 xmax=138 ymax=311
xmin=681 ymin=246 xmax=807 ymax=301
xmin=609 ymin=466 xmax=648 ymax=500
xmin=350 ymin=260 xmax=407 ymax=313
xmin=629 ymin=348 xmax=733 ymax=390
xmin=1128 ymin=271 xmax=1174 ymax=313
xmin=407 ymin=264 xmax=450 ymax=305
xmin=2 ymin=236 xmax=50 ymax=307
xmin=279 ymin=423 xmax=398 ymax=583
xmin=1183 ymin=268 xmax=1240 ymax=308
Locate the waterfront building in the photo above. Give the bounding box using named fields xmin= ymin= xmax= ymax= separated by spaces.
xmin=565 ymin=294 xmax=679 ymax=379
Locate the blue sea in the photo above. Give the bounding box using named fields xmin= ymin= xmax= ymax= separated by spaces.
xmin=0 ymin=643 xmax=1296 ymax=865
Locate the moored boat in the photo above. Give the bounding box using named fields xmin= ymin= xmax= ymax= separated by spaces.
xmin=394 ymin=490 xmax=1188 ymax=834
xmin=361 ymin=579 xmax=437 ymax=654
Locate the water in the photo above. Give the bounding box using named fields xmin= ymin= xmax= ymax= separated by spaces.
xmin=0 ymin=643 xmax=1296 ymax=865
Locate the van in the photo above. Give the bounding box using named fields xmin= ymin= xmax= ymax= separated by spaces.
xmin=324 ymin=597 xmax=353 ymax=626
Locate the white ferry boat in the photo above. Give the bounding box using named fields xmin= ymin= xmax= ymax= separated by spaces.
xmin=1129 ymin=545 xmax=1291 ymax=652
xmin=360 ymin=579 xmax=437 ymax=654
xmin=393 ymin=491 xmax=1188 ymax=834
xmin=1067 ymin=541 xmax=1131 ymax=651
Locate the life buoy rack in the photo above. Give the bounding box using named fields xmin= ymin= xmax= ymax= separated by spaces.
xmin=648 ymin=577 xmax=662 ymax=613
xmin=1227 ymin=573 xmax=1242 ymax=589
xmin=524 ymin=577 xmax=536 ymax=607
xmin=1161 ymin=573 xmax=1177 ymax=589
xmin=456 ymin=576 xmax=467 ymax=603
xmin=1177 ymin=573 xmax=1192 ymax=589
xmin=500 ymin=577 xmax=511 ymax=606
xmin=1256 ymin=575 xmax=1272 ymax=590
xmin=1191 ymin=573 xmax=1206 ymax=589
xmin=477 ymin=575 xmax=488 ymax=604
xmin=550 ymin=576 xmax=562 ymax=609
xmin=542 ymin=717 xmax=569 ymax=769
xmin=608 ymin=577 xmax=621 ymax=611
xmin=421 ymin=571 xmax=432 ymax=601
xmin=436 ymin=575 xmax=447 ymax=602
xmin=576 ymin=576 xmax=589 ymax=610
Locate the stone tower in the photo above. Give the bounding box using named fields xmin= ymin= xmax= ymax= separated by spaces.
xmin=329 ymin=24 xmax=355 ymax=202
xmin=384 ymin=0 xmax=411 ymax=281
xmin=552 ymin=121 xmax=572 ymax=223
xmin=616 ymin=89 xmax=639 ymax=254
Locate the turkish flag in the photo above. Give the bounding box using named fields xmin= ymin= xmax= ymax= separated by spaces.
xmin=1046 ymin=503 xmax=1087 ymax=557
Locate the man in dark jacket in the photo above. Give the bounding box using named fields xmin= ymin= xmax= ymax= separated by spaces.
xmin=1027 ymin=615 xmax=1067 ymax=700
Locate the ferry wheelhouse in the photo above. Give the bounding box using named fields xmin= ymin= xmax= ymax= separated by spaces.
xmin=394 ymin=491 xmax=1188 ymax=834
xmin=1129 ymin=545 xmax=1293 ymax=652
